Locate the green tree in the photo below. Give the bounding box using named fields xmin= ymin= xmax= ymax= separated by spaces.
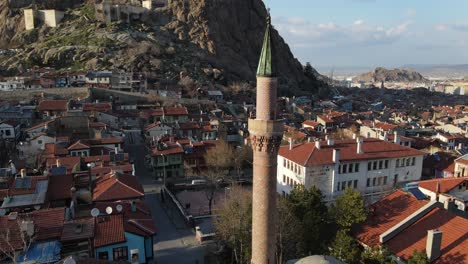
xmin=330 ymin=188 xmax=367 ymax=229
xmin=361 ymin=246 xmax=397 ymax=264
xmin=287 ymin=185 xmax=330 ymax=254
xmin=407 ymin=250 xmax=428 ymax=264
xmin=330 ymin=229 xmax=361 ymax=264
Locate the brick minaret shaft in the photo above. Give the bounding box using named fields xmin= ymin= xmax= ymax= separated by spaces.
xmin=249 ymin=14 xmax=283 ymax=264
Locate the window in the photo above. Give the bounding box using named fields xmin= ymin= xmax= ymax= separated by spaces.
xmin=355 ymin=163 xmax=360 ymax=172
xmin=406 ymin=158 xmax=410 ymax=166
xmin=373 ymin=161 xmax=377 ymax=170
xmin=341 ymin=182 xmax=346 ymax=191
xmin=367 ymin=178 xmax=370 ymax=187
xmin=379 ymin=160 xmax=383 ymax=169
xmin=98 ymin=252 xmax=109 ymax=260
xmin=283 ymin=175 xmax=286 ymax=183
xmin=113 ymin=246 xmax=128 ymax=261
xmin=368 ymin=162 xmax=372 ymax=171
xmin=5 ymin=130 xmax=11 ymax=136
xmin=383 ymin=176 xmax=388 ymax=185
xmin=337 ymin=182 xmax=341 ymax=191
xmin=348 ymin=164 xmax=353 ymax=173
xmin=396 ymin=159 xmax=400 ymax=167
xmin=283 ymin=159 xmax=286 ymax=167
xmin=343 ymin=164 xmax=347 ymax=174
xmin=338 ymin=165 xmax=342 ymax=174
xmin=412 ymin=157 xmax=416 ymax=166
xmin=348 ymin=180 xmax=352 ymax=187
xmin=353 ymin=180 xmax=358 ymax=188
xmin=38 ymin=140 xmax=43 ymax=145
xmin=385 ymin=160 xmax=389 ymax=169
xmin=378 ymin=177 xmax=382 ymax=186
xmin=373 ymin=178 xmax=377 ymax=186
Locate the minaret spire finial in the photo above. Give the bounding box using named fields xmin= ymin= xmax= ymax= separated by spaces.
xmin=256 ymin=8 xmax=276 ymax=77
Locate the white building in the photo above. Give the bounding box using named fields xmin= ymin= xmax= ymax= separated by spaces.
xmin=0 ymin=121 xmax=21 ymax=140
xmin=277 ymin=137 xmax=425 ymax=200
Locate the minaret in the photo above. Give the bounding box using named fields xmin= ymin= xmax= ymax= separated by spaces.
xmin=249 ymin=13 xmax=283 ymax=264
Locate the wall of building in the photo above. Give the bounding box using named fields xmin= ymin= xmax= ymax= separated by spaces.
xmin=95 ymin=232 xmax=147 ymax=263
xmin=24 ymin=9 xmax=35 ymax=30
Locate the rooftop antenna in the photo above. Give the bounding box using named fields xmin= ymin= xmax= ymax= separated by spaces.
xmin=105 ymin=206 xmax=113 ymax=215
xmin=91 ymin=208 xmax=100 ymax=217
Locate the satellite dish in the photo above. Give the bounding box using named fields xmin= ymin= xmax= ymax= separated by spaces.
xmin=106 ymin=206 xmax=113 ymax=215
xmin=91 ymin=208 xmax=100 ymax=217
xmin=116 ymin=204 xmax=123 ymax=212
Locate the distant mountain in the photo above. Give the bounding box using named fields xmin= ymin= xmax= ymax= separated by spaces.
xmin=352 ymin=67 xmax=429 ymax=83
xmin=401 ymin=64 xmax=468 ymax=79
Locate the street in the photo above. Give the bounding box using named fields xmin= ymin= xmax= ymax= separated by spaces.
xmin=124 ymin=131 xmax=212 ymax=264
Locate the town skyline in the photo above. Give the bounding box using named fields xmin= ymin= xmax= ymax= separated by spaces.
xmin=267 ymin=0 xmax=468 ymax=67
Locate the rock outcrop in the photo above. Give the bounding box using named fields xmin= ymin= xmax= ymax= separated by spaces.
xmin=353 ymin=67 xmax=429 ymax=83
xmin=0 ymin=0 xmax=327 ymax=94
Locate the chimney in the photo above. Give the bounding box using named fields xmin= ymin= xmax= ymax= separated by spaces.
xmin=333 ymin=149 xmax=340 ymax=163
xmin=394 ymin=131 xmax=401 ymax=145
xmin=20 ymin=169 xmax=26 ymax=178
xmin=352 ymin=133 xmax=357 ymax=140
xmin=114 ymin=147 xmax=119 ymax=154
xmin=308 ymin=137 xmax=312 ymax=143
xmin=426 ymin=230 xmax=442 ymax=262
xmin=56 ymin=159 xmax=61 ymax=168
xmin=357 ymin=137 xmax=363 ymax=154
xmin=131 ymin=200 xmax=137 ymax=212
xmin=325 ymin=135 xmax=329 ymax=141
xmin=327 ymin=139 xmax=334 ymax=146
xmin=289 ymin=138 xmax=293 ymax=150
xmin=315 ymin=141 xmax=321 ymax=149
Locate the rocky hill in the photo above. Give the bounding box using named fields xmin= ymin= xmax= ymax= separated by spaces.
xmin=352 ymin=67 xmax=429 ymax=83
xmin=0 ymin=0 xmax=326 ymax=95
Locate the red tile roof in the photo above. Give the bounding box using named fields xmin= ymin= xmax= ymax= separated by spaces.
xmin=89 ymin=122 xmax=107 ymax=128
xmin=43 ymin=143 xmax=69 ymax=158
xmin=303 ymin=120 xmax=319 ymax=127
xmin=68 ymin=141 xmax=91 ymax=151
xmin=37 ymin=100 xmax=68 ymax=111
xmin=385 ymin=208 xmax=468 ymax=264
xmin=95 ymin=200 xmax=156 ymax=237
xmin=354 ymin=190 xmax=429 ymax=247
xmin=46 ymin=156 xmax=81 ymax=172
xmin=374 ymin=122 xmax=398 ymax=131
xmin=94 ymin=214 xmax=126 ymax=247
xmin=279 ymin=138 xmax=425 ymax=167
xmin=91 ymin=164 xmax=134 ymax=177
xmin=144 ymin=122 xmax=162 ymax=131
xmin=151 ymin=143 xmax=184 ymax=156
xmin=93 ymin=172 xmax=144 ymax=202
xmin=418 ymin=177 xmax=467 ymax=193
xmin=83 ymin=102 xmax=112 ymax=112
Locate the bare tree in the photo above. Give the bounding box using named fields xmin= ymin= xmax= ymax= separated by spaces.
xmin=276 ymin=197 xmax=305 ymax=263
xmin=0 ymin=217 xmax=35 ymax=264
xmin=232 ymin=145 xmax=252 ymax=179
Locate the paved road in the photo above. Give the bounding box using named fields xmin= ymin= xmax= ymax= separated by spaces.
xmin=124 ymin=131 xmax=212 ymax=264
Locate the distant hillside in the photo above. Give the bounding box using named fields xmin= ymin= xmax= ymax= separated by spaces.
xmin=402 ymin=64 xmax=468 ymax=79
xmin=352 ymin=67 xmax=429 ymax=83
xmin=0 ymin=0 xmax=328 ymax=96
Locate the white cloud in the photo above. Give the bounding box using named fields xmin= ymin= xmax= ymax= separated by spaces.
xmin=405 ymin=8 xmax=417 ymax=17
xmin=354 ymin=19 xmax=365 ymax=26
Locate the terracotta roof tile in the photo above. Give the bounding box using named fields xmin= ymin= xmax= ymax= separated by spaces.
xmin=93 ymin=172 xmax=144 ymax=202
xmin=94 ymin=214 xmax=126 ymax=247
xmin=68 ymin=141 xmax=91 ymax=151
xmin=354 ymin=190 xmax=429 ymax=247
xmin=279 ymin=138 xmax=425 ymax=166
xmin=37 ymin=100 xmax=68 ymax=111
xmin=418 ymin=177 xmax=467 ymax=193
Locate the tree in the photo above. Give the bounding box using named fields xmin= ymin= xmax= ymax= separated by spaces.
xmin=0 ymin=217 xmax=35 ymax=264
xmin=330 ymin=229 xmax=361 ymax=264
xmin=304 ymin=62 xmax=315 ymax=77
xmin=214 ymin=186 xmax=252 ymax=264
xmin=203 ymin=140 xmax=235 ymax=214
xmin=287 ymin=185 xmax=330 ymax=254
xmin=407 ymin=250 xmax=428 ymax=264
xmin=330 ymin=188 xmax=367 ymax=229
xmin=361 ymin=246 xmax=397 ymax=264
xmin=232 ymin=145 xmax=252 ymax=179
xmin=276 ymin=197 xmax=305 ymax=263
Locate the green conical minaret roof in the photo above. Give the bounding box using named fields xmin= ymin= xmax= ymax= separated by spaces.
xmin=257 ymin=13 xmax=276 ymax=77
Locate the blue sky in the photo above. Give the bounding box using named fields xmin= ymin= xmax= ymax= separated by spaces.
xmin=265 ymin=0 xmax=468 ymax=68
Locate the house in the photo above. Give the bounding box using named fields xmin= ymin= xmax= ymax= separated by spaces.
xmin=86 ymin=71 xmax=112 ymax=88
xmin=277 ymin=137 xmax=425 ymax=201
xmin=0 ymin=105 xmax=34 ymax=126
xmin=360 ymin=121 xmax=405 ymax=140
xmin=37 ymin=100 xmax=69 ymax=118
xmin=96 ymin=111 xmax=140 ymax=129
xmin=93 ymin=171 xmax=144 ymax=202
xmin=0 ymin=208 xmax=65 ymax=263
xmin=0 ymin=120 xmax=21 ymax=140
xmin=150 ymin=141 xmax=185 ymax=180
xmin=68 ymin=141 xmax=92 ymax=157
xmin=302 ymin=120 xmax=324 ymax=133
xmin=94 ymin=200 xmax=156 ymax=263
xmin=17 ymin=133 xmax=55 ymax=166
xmin=24 ymin=120 xmax=54 ymax=138
xmin=0 ymin=173 xmax=49 ymax=211
xmin=207 ymin=90 xmax=223 ymax=101
xmin=144 ymin=122 xmax=173 ymax=140
xmin=145 ymin=107 xmax=189 ymax=123
xmin=353 ymin=190 xmax=468 ymax=264
xmin=454 ymin=154 xmax=468 ymax=177
xmin=110 ymin=71 xmax=133 ymax=91
xmin=418 ymin=177 xmax=468 ymax=211
xmin=174 ymin=121 xmax=202 ymax=139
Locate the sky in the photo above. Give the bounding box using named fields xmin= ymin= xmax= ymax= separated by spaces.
xmin=265 ymin=0 xmax=468 ymax=69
